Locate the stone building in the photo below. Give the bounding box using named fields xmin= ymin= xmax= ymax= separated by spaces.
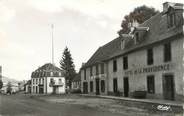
xmin=81 ymin=2 xmax=184 ymax=101
xmin=31 ymin=63 xmax=65 ymax=94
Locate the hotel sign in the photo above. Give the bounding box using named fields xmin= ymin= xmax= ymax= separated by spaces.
xmin=125 ymin=63 xmax=175 ymax=75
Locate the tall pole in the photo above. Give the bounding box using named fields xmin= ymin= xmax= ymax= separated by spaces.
xmin=51 ymin=24 xmax=54 ymax=65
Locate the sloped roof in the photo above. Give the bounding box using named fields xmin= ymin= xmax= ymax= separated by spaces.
xmin=82 ymin=2 xmax=183 ymax=69
xmin=108 ymin=9 xmax=183 ymax=59
xmin=31 ymin=63 xmax=64 ymax=78
xmin=82 ymin=38 xmax=122 ymax=68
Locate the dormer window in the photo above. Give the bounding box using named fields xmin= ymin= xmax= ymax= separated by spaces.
xmin=121 ymin=40 xmax=125 ymax=50
xmin=135 ymin=32 xmax=139 ymax=44
xmin=167 ymin=12 xmax=176 ymax=28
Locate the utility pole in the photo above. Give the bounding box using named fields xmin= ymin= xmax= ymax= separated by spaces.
xmin=51 ymin=24 xmax=54 ymax=65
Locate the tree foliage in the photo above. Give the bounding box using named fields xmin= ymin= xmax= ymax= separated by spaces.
xmin=0 ymin=80 xmax=3 ymax=89
xmin=60 ymin=47 xmax=76 ymax=89
xmin=118 ymin=5 xmax=159 ymax=35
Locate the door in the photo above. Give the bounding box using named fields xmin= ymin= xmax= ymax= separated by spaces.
xmin=163 ymin=74 xmax=175 ymax=100
xmin=124 ymin=77 xmax=129 ymax=97
xmin=83 ymin=82 xmax=88 ymax=94
xmin=39 ymin=85 xmax=44 ymax=94
xmin=96 ymin=78 xmax=100 ymax=95
xmin=113 ymin=78 xmax=118 ymax=93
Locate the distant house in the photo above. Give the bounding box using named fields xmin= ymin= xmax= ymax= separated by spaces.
xmin=81 ymin=2 xmax=184 ymax=101
xmin=1 ymin=83 xmax=19 ymax=94
xmin=31 ymin=63 xmax=65 ymax=94
xmin=25 ymin=80 xmax=31 ymax=93
xmin=71 ymin=72 xmax=81 ymax=90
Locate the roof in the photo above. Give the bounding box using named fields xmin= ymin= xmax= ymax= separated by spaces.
xmin=108 ymin=9 xmax=183 ymax=59
xmin=81 ymin=2 xmax=183 ymax=69
xmin=31 ymin=63 xmax=64 ymax=78
xmin=82 ymin=38 xmax=122 ymax=68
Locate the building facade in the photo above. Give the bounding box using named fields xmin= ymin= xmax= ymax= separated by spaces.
xmin=81 ymin=2 xmax=184 ymax=101
xmin=31 ymin=63 xmax=65 ymax=94
xmin=71 ymin=72 xmax=81 ymax=90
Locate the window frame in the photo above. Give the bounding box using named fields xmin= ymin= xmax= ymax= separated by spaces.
xmin=113 ymin=60 xmax=117 ymax=72
xmin=123 ymin=56 xmax=128 ymax=70
xmin=164 ymin=42 xmax=172 ymax=62
xmin=147 ymin=48 xmax=154 ymax=65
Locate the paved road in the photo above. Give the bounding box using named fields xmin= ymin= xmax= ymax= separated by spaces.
xmin=0 ymin=94 xmax=123 ymax=116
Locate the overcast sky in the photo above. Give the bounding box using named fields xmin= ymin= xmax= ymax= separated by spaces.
xmin=0 ymin=0 xmax=183 ymax=81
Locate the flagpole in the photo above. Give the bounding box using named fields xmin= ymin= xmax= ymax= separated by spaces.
xmin=51 ymin=24 xmax=54 ymax=65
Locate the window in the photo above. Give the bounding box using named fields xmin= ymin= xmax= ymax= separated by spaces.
xmin=90 ymin=67 xmax=93 ymax=76
xmin=59 ymin=79 xmax=62 ymax=84
xmin=147 ymin=75 xmax=155 ymax=94
xmin=96 ymin=65 xmax=99 ymax=75
xmin=101 ymin=80 xmax=105 ymax=92
xmin=90 ymin=81 xmax=93 ymax=92
xmin=84 ymin=69 xmax=86 ymax=80
xmin=113 ymin=60 xmax=117 ymax=72
xmin=135 ymin=32 xmax=139 ymax=44
xmin=147 ymin=48 xmax=153 ymax=65
xmin=123 ymin=56 xmax=128 ymax=70
xmin=167 ymin=13 xmax=176 ymax=28
xmin=50 ymin=72 xmax=53 ymax=77
xmin=164 ymin=42 xmax=171 ymax=62
xmin=100 ymin=63 xmax=104 ymax=74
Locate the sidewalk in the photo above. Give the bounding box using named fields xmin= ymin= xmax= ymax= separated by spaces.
xmin=80 ymin=94 xmax=184 ymax=113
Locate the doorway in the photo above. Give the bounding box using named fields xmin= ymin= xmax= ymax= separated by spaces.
xmin=83 ymin=82 xmax=88 ymax=94
xmin=163 ymin=74 xmax=175 ymax=100
xmin=96 ymin=78 xmax=100 ymax=95
xmin=123 ymin=77 xmax=129 ymax=97
xmin=113 ymin=78 xmax=118 ymax=93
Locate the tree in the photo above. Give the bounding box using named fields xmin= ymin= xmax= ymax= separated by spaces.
xmin=118 ymin=5 xmax=159 ymax=35
xmin=60 ymin=47 xmax=76 ymax=89
xmin=6 ymin=82 xmax=12 ymax=94
xmin=0 ymin=80 xmax=3 ymax=89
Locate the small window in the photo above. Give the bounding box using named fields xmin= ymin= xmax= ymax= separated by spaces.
xmin=101 ymin=80 xmax=105 ymax=92
xmin=96 ymin=65 xmax=99 ymax=75
xmin=164 ymin=42 xmax=171 ymax=62
xmin=167 ymin=13 xmax=176 ymax=28
xmin=147 ymin=48 xmax=153 ymax=65
xmin=84 ymin=69 xmax=86 ymax=80
xmin=100 ymin=63 xmax=104 ymax=74
xmin=90 ymin=67 xmax=93 ymax=76
xmin=123 ymin=56 xmax=128 ymax=70
xmin=147 ymin=75 xmax=155 ymax=94
xmin=90 ymin=81 xmax=93 ymax=92
xmin=113 ymin=60 xmax=117 ymax=72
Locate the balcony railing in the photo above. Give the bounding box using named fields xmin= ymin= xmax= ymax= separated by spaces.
xmin=49 ymin=81 xmax=64 ymax=87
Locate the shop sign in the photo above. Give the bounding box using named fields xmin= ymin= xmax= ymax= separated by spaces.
xmin=125 ymin=63 xmax=175 ymax=75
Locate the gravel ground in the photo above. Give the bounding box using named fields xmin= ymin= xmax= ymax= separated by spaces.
xmin=34 ymin=94 xmax=183 ymax=116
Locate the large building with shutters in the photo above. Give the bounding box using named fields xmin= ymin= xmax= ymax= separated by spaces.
xmin=81 ymin=2 xmax=184 ymax=101
xmin=31 ymin=63 xmax=65 ymax=94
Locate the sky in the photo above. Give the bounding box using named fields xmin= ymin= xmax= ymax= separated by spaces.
xmin=0 ymin=0 xmax=183 ymax=81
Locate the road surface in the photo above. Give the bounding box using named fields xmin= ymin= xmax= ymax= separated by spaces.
xmin=0 ymin=94 xmax=123 ymax=116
